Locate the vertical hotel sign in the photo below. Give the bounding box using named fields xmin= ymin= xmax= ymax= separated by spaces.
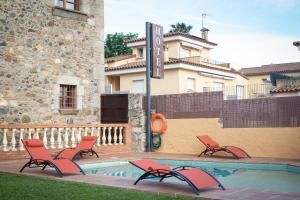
xmin=150 ymin=24 xmax=164 ymax=79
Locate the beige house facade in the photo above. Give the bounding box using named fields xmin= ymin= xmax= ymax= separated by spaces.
xmin=105 ymin=32 xmax=248 ymax=97
xmin=240 ymin=62 xmax=300 ymax=97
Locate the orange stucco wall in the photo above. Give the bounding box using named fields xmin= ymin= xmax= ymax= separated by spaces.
xmin=156 ymin=118 xmax=300 ymax=159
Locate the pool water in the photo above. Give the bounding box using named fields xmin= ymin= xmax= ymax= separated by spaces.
xmin=81 ymin=159 xmax=300 ymax=193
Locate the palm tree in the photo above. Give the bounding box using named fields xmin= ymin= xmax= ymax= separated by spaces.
xmin=169 ymin=23 xmax=193 ymax=34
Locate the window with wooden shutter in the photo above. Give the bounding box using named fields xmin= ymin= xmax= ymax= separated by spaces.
xmin=56 ymin=0 xmax=80 ymax=11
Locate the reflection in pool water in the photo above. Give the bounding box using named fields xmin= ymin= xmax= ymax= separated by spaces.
xmin=82 ymin=160 xmax=300 ymax=193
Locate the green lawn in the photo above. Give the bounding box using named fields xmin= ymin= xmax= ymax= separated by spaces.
xmin=0 ymin=172 xmax=208 ymax=200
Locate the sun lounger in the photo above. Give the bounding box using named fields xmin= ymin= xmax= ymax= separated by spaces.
xmin=55 ymin=136 xmax=99 ymax=160
xmin=129 ymin=159 xmax=225 ymax=195
xmin=197 ymin=135 xmax=250 ymax=159
xmin=20 ymin=139 xmax=85 ymax=176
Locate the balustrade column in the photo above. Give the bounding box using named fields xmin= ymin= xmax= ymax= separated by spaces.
xmin=43 ymin=128 xmax=48 ymax=148
xmin=107 ymin=127 xmax=112 ymax=145
xmin=77 ymin=128 xmax=82 ymax=143
xmin=34 ymin=128 xmax=40 ymax=139
xmin=64 ymin=128 xmax=69 ymax=148
xmin=57 ymin=128 xmax=63 ymax=148
xmin=50 ymin=128 xmax=55 ymax=149
xmin=19 ymin=129 xmax=25 ymax=151
xmin=2 ymin=129 xmax=8 ymax=151
xmin=102 ymin=127 xmax=107 ymax=145
xmin=11 ymin=129 xmax=17 ymax=151
xmin=91 ymin=127 xmax=95 ymax=136
xmin=84 ymin=127 xmax=88 ymax=136
xmin=96 ymin=127 xmax=100 ymax=146
xmin=119 ymin=127 xmax=124 ymax=145
xmin=28 ymin=128 xmax=33 ymax=139
xmin=71 ymin=128 xmax=76 ymax=148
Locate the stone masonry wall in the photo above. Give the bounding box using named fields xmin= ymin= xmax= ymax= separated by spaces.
xmin=0 ymin=0 xmax=104 ymax=124
xmin=128 ymin=94 xmax=146 ymax=152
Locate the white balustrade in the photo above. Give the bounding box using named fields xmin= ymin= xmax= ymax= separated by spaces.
xmin=50 ymin=128 xmax=55 ymax=149
xmin=28 ymin=128 xmax=33 ymax=139
xmin=43 ymin=128 xmax=48 ymax=149
xmin=84 ymin=127 xmax=88 ymax=136
xmin=57 ymin=128 xmax=63 ymax=149
xmin=11 ymin=129 xmax=17 ymax=151
xmin=91 ymin=127 xmax=95 ymax=136
xmin=107 ymin=127 xmax=112 ymax=145
xmin=71 ymin=128 xmax=76 ymax=148
xmin=34 ymin=128 xmax=40 ymax=139
xmin=77 ymin=127 xmax=82 ymax=143
xmin=64 ymin=128 xmax=69 ymax=148
xmin=96 ymin=127 xmax=100 ymax=146
xmin=2 ymin=129 xmax=8 ymax=151
xmin=19 ymin=129 xmax=24 ymax=151
xmin=0 ymin=124 xmax=127 ymax=152
xmin=119 ymin=127 xmax=124 ymax=145
xmin=102 ymin=127 xmax=107 ymax=145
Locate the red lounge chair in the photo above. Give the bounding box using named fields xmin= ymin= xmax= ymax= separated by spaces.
xmin=20 ymin=139 xmax=85 ymax=177
xmin=197 ymin=135 xmax=250 ymax=159
xmin=129 ymin=159 xmax=225 ymax=195
xmin=56 ymin=136 xmax=99 ymax=160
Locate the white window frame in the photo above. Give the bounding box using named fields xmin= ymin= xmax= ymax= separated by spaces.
xmin=187 ymin=77 xmax=195 ymax=92
xmin=132 ymin=79 xmax=145 ymax=94
xmin=137 ymin=48 xmax=144 ymax=58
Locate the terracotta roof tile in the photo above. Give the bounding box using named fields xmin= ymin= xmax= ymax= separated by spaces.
xmin=126 ymin=32 xmax=217 ymax=46
xmin=271 ymin=85 xmax=300 ymax=93
xmin=105 ymin=58 xmax=247 ymax=78
xmin=105 ymin=54 xmax=136 ymax=63
xmin=239 ymin=62 xmax=300 ymax=76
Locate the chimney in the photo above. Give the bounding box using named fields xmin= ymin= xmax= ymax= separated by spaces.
xmin=201 ymin=27 xmax=209 ymax=40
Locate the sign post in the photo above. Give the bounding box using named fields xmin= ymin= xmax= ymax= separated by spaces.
xmin=146 ymin=22 xmax=164 ymax=152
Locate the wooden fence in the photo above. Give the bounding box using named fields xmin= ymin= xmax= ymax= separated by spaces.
xmin=149 ymin=92 xmax=300 ymax=128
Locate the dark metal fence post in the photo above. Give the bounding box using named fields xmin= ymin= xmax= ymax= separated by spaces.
xmin=146 ymin=22 xmax=152 ymax=152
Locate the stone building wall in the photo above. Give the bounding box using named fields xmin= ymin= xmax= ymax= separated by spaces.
xmin=0 ymin=0 xmax=104 ymax=124
xmin=128 ymin=94 xmax=146 ymax=152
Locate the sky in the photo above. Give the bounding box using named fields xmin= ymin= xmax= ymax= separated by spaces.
xmin=104 ymin=0 xmax=300 ymax=69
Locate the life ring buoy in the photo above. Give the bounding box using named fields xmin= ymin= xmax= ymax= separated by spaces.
xmin=151 ymin=113 xmax=167 ymax=134
xmin=151 ymin=132 xmax=161 ymax=150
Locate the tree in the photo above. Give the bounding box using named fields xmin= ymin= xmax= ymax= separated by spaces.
xmin=105 ymin=32 xmax=138 ymax=58
xmin=169 ymin=22 xmax=193 ymax=34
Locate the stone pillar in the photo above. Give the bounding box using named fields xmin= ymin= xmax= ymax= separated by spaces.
xmin=128 ymin=94 xmax=146 ymax=152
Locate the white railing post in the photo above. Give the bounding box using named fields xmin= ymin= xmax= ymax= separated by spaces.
xmin=96 ymin=127 xmax=100 ymax=146
xmin=102 ymin=127 xmax=107 ymax=145
xmin=19 ymin=128 xmax=25 ymax=151
xmin=11 ymin=129 xmax=17 ymax=151
xmin=50 ymin=128 xmax=55 ymax=149
xmin=57 ymin=128 xmax=63 ymax=148
xmin=34 ymin=128 xmax=40 ymax=139
xmin=84 ymin=127 xmax=88 ymax=136
xmin=119 ymin=126 xmax=124 ymax=145
xmin=108 ymin=127 xmax=112 ymax=145
xmin=28 ymin=128 xmax=33 ymax=139
xmin=71 ymin=128 xmax=76 ymax=148
xmin=43 ymin=128 xmax=48 ymax=149
xmin=77 ymin=127 xmax=82 ymax=143
xmin=90 ymin=127 xmax=94 ymax=136
xmin=112 ymin=127 xmax=117 ymax=145
xmin=3 ymin=129 xmax=8 ymax=151
xmin=64 ymin=128 xmax=69 ymax=148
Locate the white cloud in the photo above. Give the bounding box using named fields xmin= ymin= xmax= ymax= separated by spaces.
xmin=210 ymin=32 xmax=300 ymax=69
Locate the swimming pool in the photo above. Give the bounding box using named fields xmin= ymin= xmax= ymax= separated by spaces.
xmin=81 ymin=159 xmax=300 ymax=193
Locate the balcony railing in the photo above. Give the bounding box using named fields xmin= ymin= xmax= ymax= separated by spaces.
xmin=180 ymin=56 xmax=230 ymax=68
xmin=203 ymin=84 xmax=272 ymax=100
xmin=0 ymin=124 xmax=128 ymax=152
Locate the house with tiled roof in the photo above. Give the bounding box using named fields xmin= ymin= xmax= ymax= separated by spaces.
xmin=240 ymin=62 xmax=300 ymax=97
xmin=105 ymin=31 xmax=248 ymax=98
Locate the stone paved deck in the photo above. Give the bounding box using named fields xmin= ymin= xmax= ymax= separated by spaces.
xmin=0 ymin=152 xmax=300 ymax=200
